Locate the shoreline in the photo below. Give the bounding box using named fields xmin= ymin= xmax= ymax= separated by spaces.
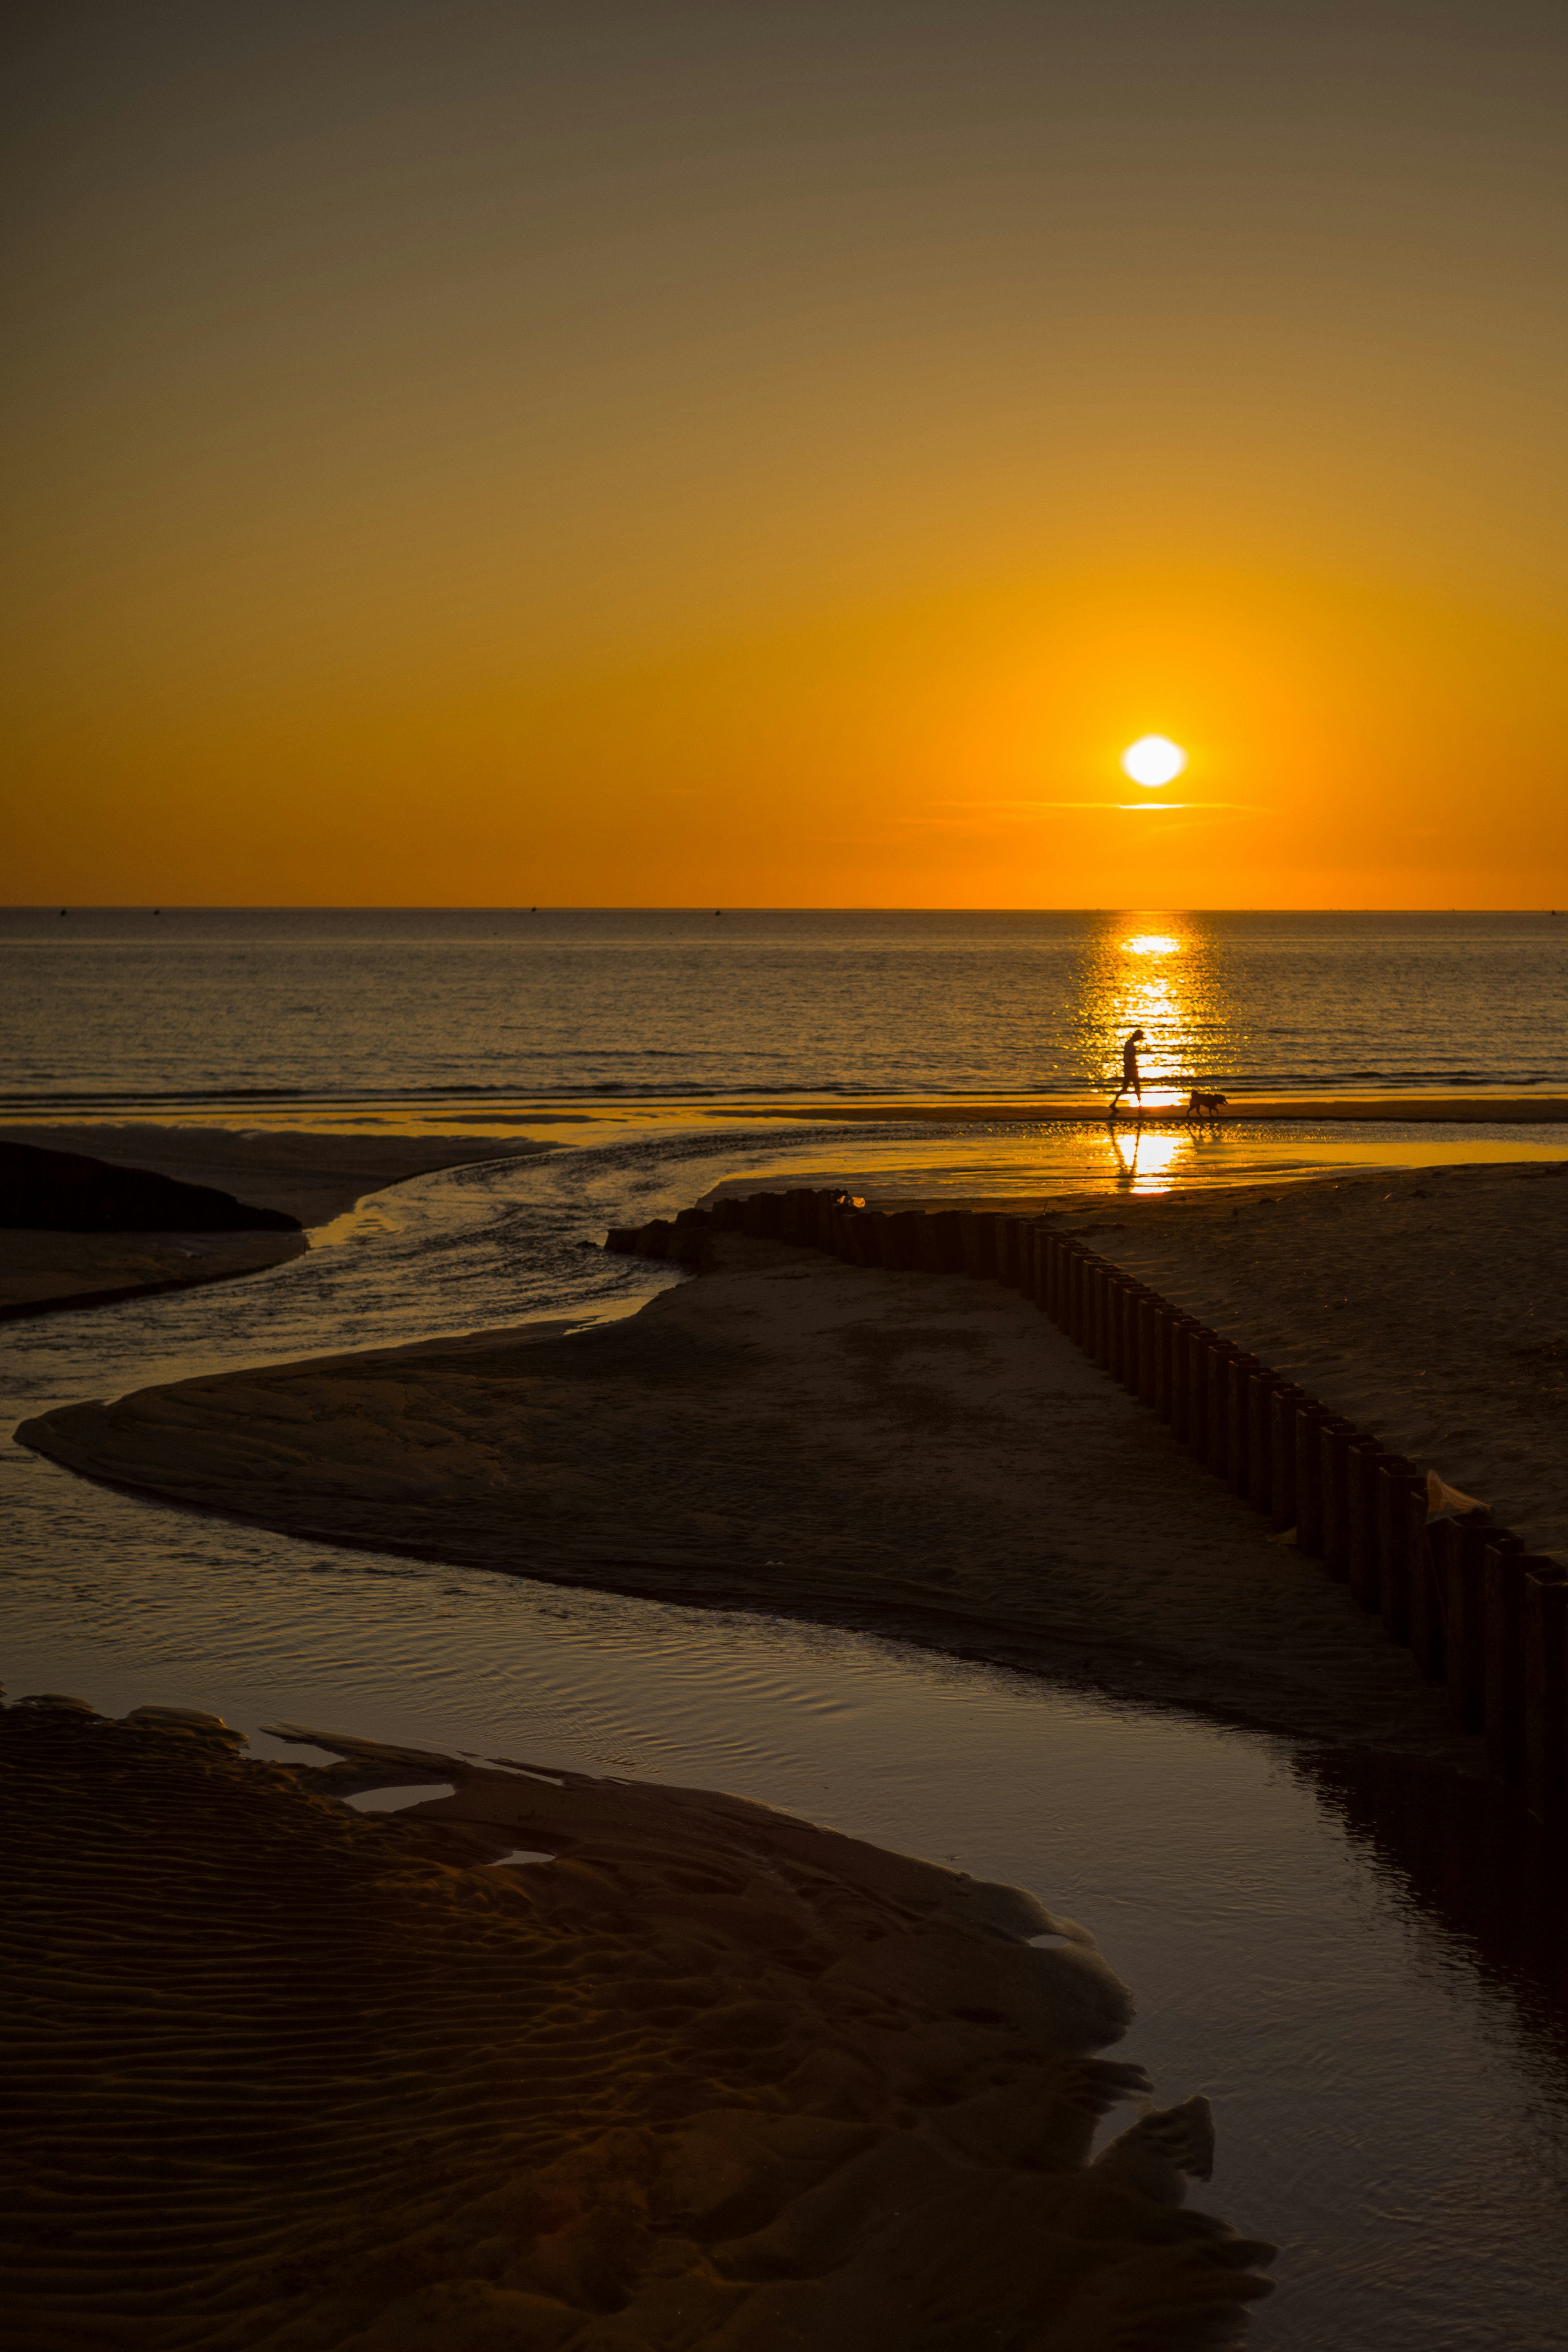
xmin=3 ymin=1697 xmax=1272 ymax=2348
xmin=7 ymin=1089 xmax=1568 ymax=1130
xmin=700 ymin=1091 xmax=1568 ymax=1125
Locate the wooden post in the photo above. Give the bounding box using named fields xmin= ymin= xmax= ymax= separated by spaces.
xmin=1268 ymin=1385 xmax=1305 ymax=1532
xmin=1521 ymin=1559 xmax=1568 ymax=1830
xmin=1152 ymin=1301 xmax=1177 ymax=1422
xmin=1376 ymin=1457 xmax=1420 ymax=1645
xmin=1206 ymin=1342 xmax=1233 ymax=1478
xmin=1113 ymin=1278 xmax=1135 ymax=1386
xmin=782 ymin=1190 xmax=814 ymax=1245
xmin=990 ymin=1217 xmax=1012 ymax=1286
xmin=1049 ymin=1234 xmax=1070 ymax=1324
xmin=1483 ymin=1534 xmax=1526 ymax=1784
xmin=1071 ymin=1251 xmax=1091 ymax=1347
xmin=1319 ymin=1420 xmax=1356 ymax=1582
xmin=841 ymin=1211 xmax=880 ymax=1267
xmin=1166 ymin=1317 xmax=1189 ymax=1439
xmin=958 ymin=1211 xmax=993 ymax=1280
xmin=1222 ymin=1355 xmax=1250 ymax=1496
xmin=1185 ymin=1328 xmax=1215 ymax=1462
xmin=926 ymin=1209 xmax=962 ymax=1273
xmin=1407 ymin=1483 xmax=1446 ymax=1683
xmin=1136 ymin=1294 xmax=1160 ymax=1408
xmin=1439 ymin=1518 xmax=1489 ymax=1733
xmin=1345 ymin=1439 xmax=1385 ymax=1612
xmin=1095 ymin=1267 xmax=1114 ymax=1372
xmin=1246 ymin=1371 xmax=1276 ymax=1514
xmin=1062 ymin=1246 xmax=1080 ymax=1341
xmin=1116 ymin=1281 xmax=1139 ymax=1389
xmin=1294 ymin=1402 xmax=1327 ymax=1557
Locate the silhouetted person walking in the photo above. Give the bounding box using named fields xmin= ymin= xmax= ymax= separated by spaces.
xmin=1110 ymin=1026 xmax=1145 ymax=1115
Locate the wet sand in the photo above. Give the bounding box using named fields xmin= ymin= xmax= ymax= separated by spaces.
xmin=2 ymin=1698 xmax=1272 ymax=2350
xmin=699 ymin=1092 xmax=1568 ymax=1125
xmin=20 ymin=1228 xmax=1487 ymax=1763
xmin=0 ymin=1125 xmax=548 ymax=1320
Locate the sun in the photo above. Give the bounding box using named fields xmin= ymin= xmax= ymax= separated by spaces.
xmin=1120 ymin=735 xmax=1187 ymax=788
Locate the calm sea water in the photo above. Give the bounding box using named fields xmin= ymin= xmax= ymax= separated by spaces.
xmin=5 ymin=907 xmax=1568 ymax=1104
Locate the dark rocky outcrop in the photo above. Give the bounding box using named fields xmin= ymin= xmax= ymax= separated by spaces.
xmin=0 ymin=1138 xmax=302 ymax=1233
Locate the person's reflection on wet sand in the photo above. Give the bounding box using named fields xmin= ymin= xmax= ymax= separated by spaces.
xmin=1110 ymin=1123 xmax=1143 ymax=1186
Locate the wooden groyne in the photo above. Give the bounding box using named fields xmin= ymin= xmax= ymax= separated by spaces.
xmin=608 ymin=1190 xmax=1568 ymax=1835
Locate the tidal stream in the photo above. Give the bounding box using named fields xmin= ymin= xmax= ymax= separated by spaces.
xmin=6 ymin=1124 xmax=1568 ymax=2350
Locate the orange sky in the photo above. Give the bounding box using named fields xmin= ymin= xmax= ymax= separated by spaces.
xmin=6 ymin=1 xmax=1567 ymax=907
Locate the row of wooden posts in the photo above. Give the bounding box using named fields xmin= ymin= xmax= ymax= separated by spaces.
xmin=606 ymin=1187 xmax=1568 ymax=1835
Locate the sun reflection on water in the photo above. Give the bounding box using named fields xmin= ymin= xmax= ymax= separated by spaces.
xmin=1106 ymin=1125 xmax=1186 ymax=1191
xmin=1082 ymin=912 xmax=1230 ymax=1103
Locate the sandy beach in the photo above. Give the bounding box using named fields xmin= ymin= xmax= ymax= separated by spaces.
xmin=0 ymin=1125 xmax=548 ymax=1320
xmin=21 ymin=1214 xmax=1494 ymax=1763
xmin=3 ymin=1697 xmax=1272 ymax=2349
xmin=1066 ymin=1158 xmax=1568 ymax=1560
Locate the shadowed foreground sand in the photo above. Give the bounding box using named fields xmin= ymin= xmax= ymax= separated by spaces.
xmin=22 ymin=1231 xmax=1482 ymax=1761
xmin=2 ymin=1701 xmax=1272 ymax=2350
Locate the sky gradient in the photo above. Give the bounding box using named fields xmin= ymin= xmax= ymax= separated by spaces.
xmin=7 ymin=1 xmax=1567 ymax=906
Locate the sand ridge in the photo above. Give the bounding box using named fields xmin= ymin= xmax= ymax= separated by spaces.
xmin=0 ymin=1122 xmax=553 ymax=1228
xmin=0 ymin=1124 xmax=549 ymax=1319
xmin=20 ymin=1232 xmax=1485 ymax=1761
xmin=1 ymin=1700 xmax=1273 ymax=2350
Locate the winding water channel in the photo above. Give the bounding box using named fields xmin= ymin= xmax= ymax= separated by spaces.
xmin=7 ymin=1121 xmax=1568 ymax=2350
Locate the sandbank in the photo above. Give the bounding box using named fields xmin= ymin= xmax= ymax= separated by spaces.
xmin=0 ymin=1225 xmax=307 ymax=1322
xmin=20 ymin=1228 xmax=1492 ymax=1761
xmin=0 ymin=1122 xmax=548 ymax=1320
xmin=2 ymin=1697 xmax=1272 ymax=2350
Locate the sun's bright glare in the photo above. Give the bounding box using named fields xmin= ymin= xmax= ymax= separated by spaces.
xmin=1120 ymin=735 xmax=1187 ymax=788
xmin=1123 ymin=933 xmax=1181 ymax=955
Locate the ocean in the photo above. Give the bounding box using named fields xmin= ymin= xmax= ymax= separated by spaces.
xmin=5 ymin=906 xmax=1568 ymax=1107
